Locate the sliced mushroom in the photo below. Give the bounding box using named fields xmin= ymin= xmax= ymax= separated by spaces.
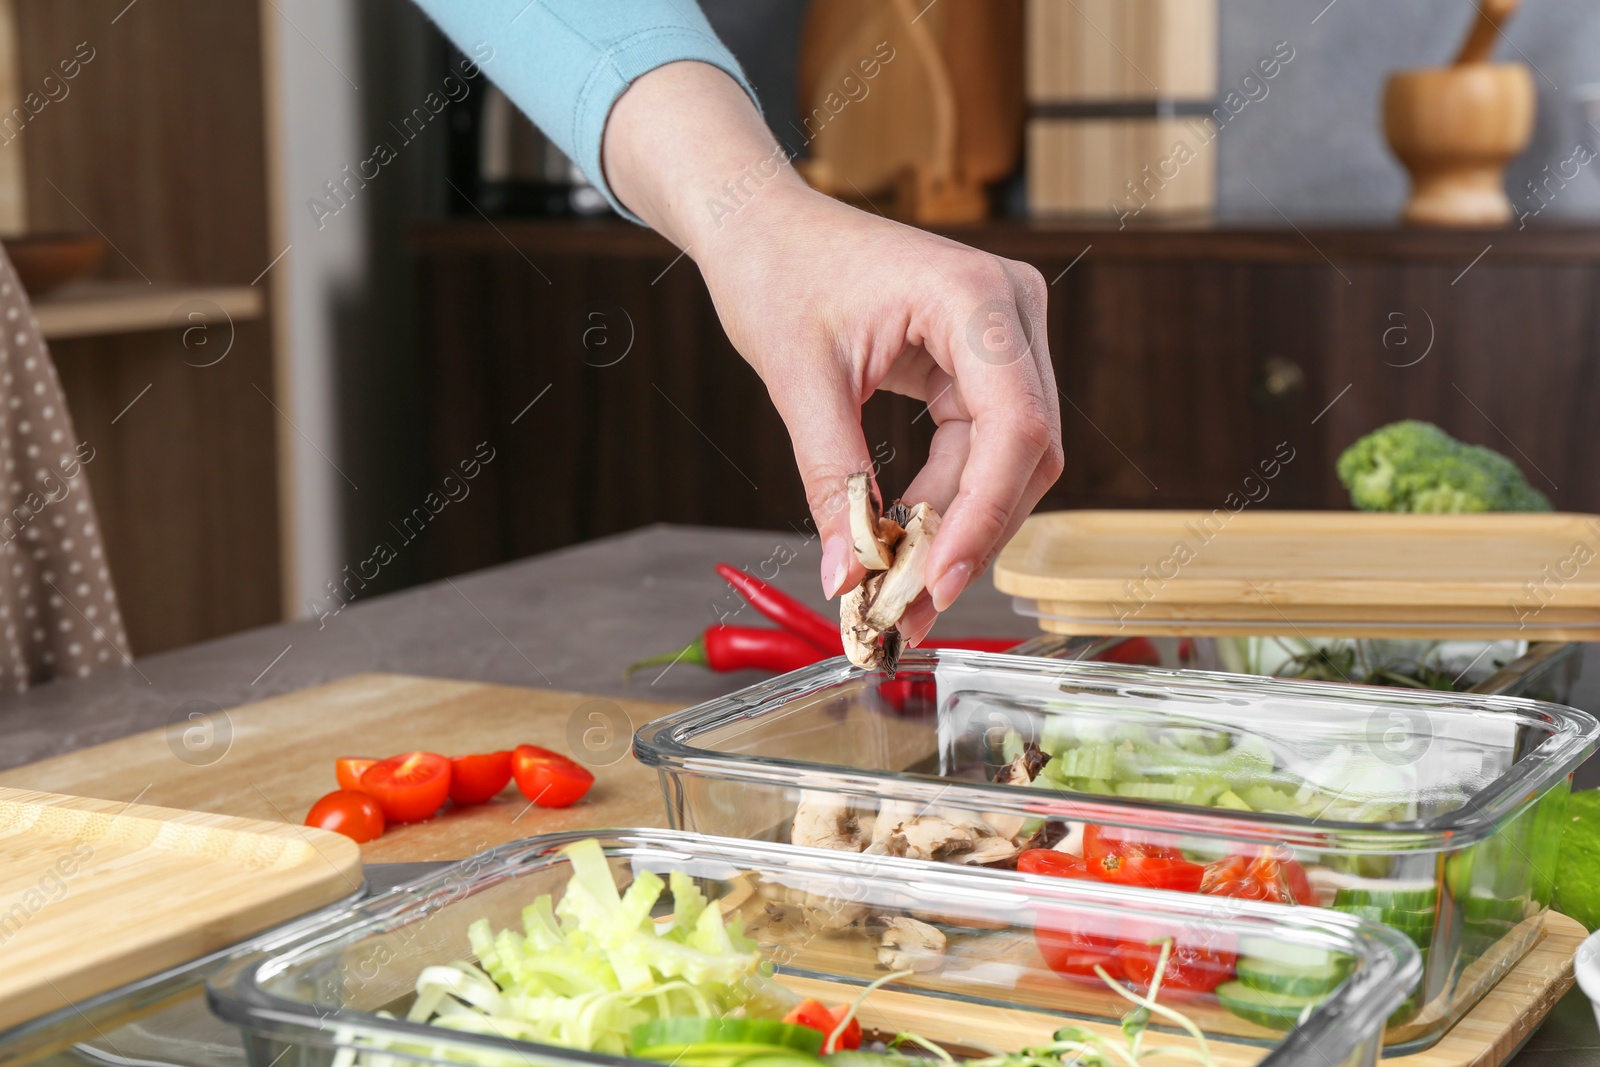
xmin=840 ymin=497 xmax=942 ymax=673
xmin=791 ymin=792 xmax=874 ymax=852
xmin=883 ymin=816 xmax=977 ymax=861
xmin=996 ymin=743 xmax=1049 ymax=788
xmin=847 ymin=473 xmax=896 ymax=571
xmin=950 ymin=835 xmax=1026 ymax=867
xmin=802 ymin=897 xmax=871 ymax=931
xmin=911 ymin=906 xmax=1010 ymax=930
xmin=864 ymin=503 xmax=941 ymax=631
xmin=839 ymin=582 xmax=882 ymax=670
xmin=873 ymin=916 xmax=946 ymax=972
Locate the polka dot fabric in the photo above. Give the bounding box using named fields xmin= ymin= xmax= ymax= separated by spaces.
xmin=0 ymin=246 xmax=127 ymax=691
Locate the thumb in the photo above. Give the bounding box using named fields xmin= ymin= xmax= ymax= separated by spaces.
xmin=773 ymin=375 xmax=875 ymax=601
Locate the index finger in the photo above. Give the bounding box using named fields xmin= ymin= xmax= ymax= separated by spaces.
xmin=924 ymin=289 xmax=1062 ymax=611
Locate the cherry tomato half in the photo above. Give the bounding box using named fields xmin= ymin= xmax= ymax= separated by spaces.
xmin=1091 ymin=854 xmax=1206 ymax=891
xmin=510 ymin=745 xmax=594 ymax=808
xmin=360 ymin=751 xmax=452 ymax=823
xmin=450 ymin=751 xmax=514 ymax=806
xmin=1075 ymin=825 xmax=1204 ymax=890
xmin=305 ymin=790 xmax=385 ymax=843
xmin=1201 ymin=850 xmax=1314 ymax=904
xmin=1116 ymin=937 xmax=1237 ymax=993
xmin=781 ymin=999 xmax=861 ymax=1053
xmin=1034 ymin=906 xmax=1127 ymax=982
xmin=1083 ymin=824 xmax=1186 ymax=863
xmin=1018 ymin=849 xmax=1091 ymax=879
xmin=335 ymin=756 xmax=378 ymax=793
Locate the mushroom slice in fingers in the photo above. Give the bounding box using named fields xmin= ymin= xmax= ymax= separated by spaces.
xmin=839 ymin=494 xmax=941 ymax=674
xmin=847 ymin=472 xmax=897 ymax=570
xmin=864 ymin=503 xmax=940 ymax=632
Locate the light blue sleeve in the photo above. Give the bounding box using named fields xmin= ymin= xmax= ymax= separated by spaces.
xmin=411 ymin=1 xmax=759 ymax=221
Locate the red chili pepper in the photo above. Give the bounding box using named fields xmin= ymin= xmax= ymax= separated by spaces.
xmin=1093 ymin=636 xmax=1163 ymax=666
xmin=626 ymin=625 xmax=825 ymax=677
xmin=715 ymin=563 xmax=841 ymax=653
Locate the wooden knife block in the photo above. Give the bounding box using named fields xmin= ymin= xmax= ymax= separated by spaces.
xmin=1384 ymin=63 xmax=1534 ymax=226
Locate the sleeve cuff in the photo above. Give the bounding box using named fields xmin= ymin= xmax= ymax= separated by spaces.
xmin=569 ymin=27 xmax=762 ymax=224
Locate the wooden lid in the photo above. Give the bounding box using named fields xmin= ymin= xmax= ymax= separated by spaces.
xmin=0 ymin=788 xmax=362 ymax=1031
xmin=994 ymin=510 xmax=1600 ymax=639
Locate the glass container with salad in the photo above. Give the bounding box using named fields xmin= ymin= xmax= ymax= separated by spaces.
xmin=206 ymin=829 xmax=1417 ymax=1067
xmin=1010 ymin=634 xmax=1581 ymax=705
xmin=632 ymin=652 xmax=1597 ymax=1052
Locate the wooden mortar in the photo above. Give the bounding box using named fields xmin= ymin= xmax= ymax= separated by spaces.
xmin=1383 ymin=0 xmax=1534 ymax=226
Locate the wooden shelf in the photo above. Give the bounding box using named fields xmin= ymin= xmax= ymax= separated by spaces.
xmin=31 ymin=281 xmax=265 ymax=341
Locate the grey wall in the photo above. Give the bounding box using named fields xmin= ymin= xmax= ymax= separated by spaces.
xmin=1217 ymin=0 xmax=1600 ymax=221
xmin=702 ymin=0 xmax=1600 ymax=223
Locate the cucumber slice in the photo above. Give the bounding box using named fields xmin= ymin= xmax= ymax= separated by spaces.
xmin=1215 ymin=980 xmax=1326 ymax=1031
xmin=1332 ymin=885 xmax=1438 ymax=911
xmin=1235 ymin=940 xmax=1343 ymax=971
xmin=1236 ymin=956 xmax=1349 ymax=998
xmin=633 ymin=1019 xmax=825 ymax=1060
xmin=1332 ymin=903 xmax=1435 ymax=926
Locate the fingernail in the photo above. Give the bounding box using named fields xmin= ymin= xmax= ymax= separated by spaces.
xmin=902 ymin=610 xmax=936 ymax=648
xmin=930 ymin=560 xmax=973 ymax=612
xmin=821 ymin=537 xmax=849 ymax=599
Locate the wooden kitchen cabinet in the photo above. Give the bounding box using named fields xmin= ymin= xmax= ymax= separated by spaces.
xmin=409 ymin=218 xmax=1600 ymax=582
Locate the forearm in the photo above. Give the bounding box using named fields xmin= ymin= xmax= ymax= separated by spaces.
xmin=603 ymin=61 xmax=811 ymax=256
xmin=409 ymin=1 xmax=758 ymax=221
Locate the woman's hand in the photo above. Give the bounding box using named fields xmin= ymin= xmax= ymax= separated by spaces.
xmin=605 ymin=63 xmax=1063 ymax=635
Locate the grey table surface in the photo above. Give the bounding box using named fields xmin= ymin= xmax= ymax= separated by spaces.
xmin=0 ymin=524 xmax=1595 ymax=1066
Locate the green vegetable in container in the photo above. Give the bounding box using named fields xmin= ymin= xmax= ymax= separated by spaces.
xmin=1555 ymin=789 xmax=1600 ymax=932
xmin=1335 ymin=420 xmax=1551 ymax=513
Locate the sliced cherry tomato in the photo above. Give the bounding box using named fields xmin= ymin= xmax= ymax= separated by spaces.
xmin=825 ymin=1006 xmax=862 ymax=1052
xmin=510 ymin=745 xmax=594 ymax=808
xmin=1034 ymin=906 xmax=1127 ymax=982
xmin=1081 ymin=825 xmax=1201 ymax=887
xmin=335 ymin=757 xmax=378 ymax=792
xmin=1018 ymin=849 xmax=1091 ymax=879
xmin=782 ymin=999 xmax=836 ymax=1038
xmin=1090 ymin=854 xmax=1205 ymax=892
xmin=1084 ymin=824 xmax=1186 ymax=862
xmin=305 ymin=790 xmax=385 ymax=843
xmin=1116 ymin=937 xmax=1237 ymax=993
xmin=450 ymin=750 xmax=513 ymax=805
xmin=1201 ymin=849 xmax=1313 ymax=904
xmin=781 ymin=999 xmax=861 ymax=1053
xmin=360 ymin=751 xmax=452 ymax=823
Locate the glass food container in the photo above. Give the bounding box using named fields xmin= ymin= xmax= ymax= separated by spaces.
xmin=633 ymin=652 xmax=1598 ymax=1053
xmin=207 ymin=829 xmax=1418 ymax=1067
xmin=1009 ymin=634 xmax=1582 ymax=704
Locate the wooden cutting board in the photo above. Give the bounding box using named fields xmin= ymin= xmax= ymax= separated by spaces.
xmin=996 ymin=511 xmax=1600 ymax=639
xmin=0 ymin=673 xmax=682 ymax=864
xmin=0 ymin=787 xmax=362 ymax=1031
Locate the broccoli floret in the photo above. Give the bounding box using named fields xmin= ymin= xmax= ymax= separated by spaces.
xmin=1336 ymin=420 xmax=1552 ymax=513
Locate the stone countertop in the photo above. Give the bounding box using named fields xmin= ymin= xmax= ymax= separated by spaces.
xmin=0 ymin=525 xmax=1039 ymax=770
xmin=0 ymin=523 xmax=1595 ymax=1066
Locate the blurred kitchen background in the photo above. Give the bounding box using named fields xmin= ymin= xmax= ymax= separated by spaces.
xmin=7 ymin=0 xmax=1600 ymax=657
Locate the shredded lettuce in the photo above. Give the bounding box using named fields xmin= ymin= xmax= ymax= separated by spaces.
xmin=392 ymin=839 xmax=771 ymax=1061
